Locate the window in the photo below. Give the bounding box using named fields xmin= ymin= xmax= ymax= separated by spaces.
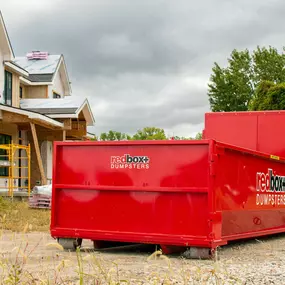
xmin=53 ymin=92 xmax=61 ymax=99
xmin=0 ymin=134 xmax=12 ymax=177
xmin=4 ymin=71 xmax=12 ymax=105
xmin=19 ymin=86 xmax=23 ymax=99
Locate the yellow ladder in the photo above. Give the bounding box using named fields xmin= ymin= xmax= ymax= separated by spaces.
xmin=0 ymin=143 xmax=31 ymax=197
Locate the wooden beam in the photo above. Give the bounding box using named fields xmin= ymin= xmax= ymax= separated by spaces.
xmin=30 ymin=122 xmax=47 ymax=185
xmin=35 ymin=130 xmax=66 ymax=141
xmin=63 ymin=130 xmax=66 ymax=141
xmin=2 ymin=112 xmax=30 ymax=123
xmin=32 ymin=118 xmax=62 ymax=130
xmin=2 ymin=111 xmax=62 ymax=130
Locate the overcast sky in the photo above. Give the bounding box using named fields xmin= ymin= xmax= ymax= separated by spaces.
xmin=1 ymin=0 xmax=285 ymax=137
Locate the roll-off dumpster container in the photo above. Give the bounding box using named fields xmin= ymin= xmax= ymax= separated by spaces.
xmin=50 ymin=139 xmax=285 ymax=257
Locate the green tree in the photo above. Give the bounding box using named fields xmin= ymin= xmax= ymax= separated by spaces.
xmin=100 ymin=130 xmax=129 ymax=141
xmin=249 ymin=80 xmax=275 ymax=111
xmin=249 ymin=81 xmax=285 ymax=111
xmin=167 ymin=132 xmax=202 ymax=140
xmin=208 ymin=46 xmax=285 ymax=112
xmin=194 ymin=132 xmax=202 ymax=140
xmin=90 ymin=134 xmax=98 ymax=141
xmin=132 ymin=127 xmax=167 ymax=140
xmin=253 ymin=46 xmax=285 ymax=83
xmin=169 ymin=135 xmax=192 ymax=140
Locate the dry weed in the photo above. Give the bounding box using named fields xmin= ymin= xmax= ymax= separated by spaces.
xmin=0 ymin=198 xmax=245 ymax=284
xmin=0 ymin=198 xmax=50 ymax=232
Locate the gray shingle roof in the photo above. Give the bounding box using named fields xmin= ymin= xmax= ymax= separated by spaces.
xmin=14 ymin=55 xmax=61 ymax=75
xmin=20 ymin=98 xmax=86 ymax=116
xmin=28 ymin=74 xmax=54 ymax=82
xmin=26 ymin=107 xmax=78 ymax=114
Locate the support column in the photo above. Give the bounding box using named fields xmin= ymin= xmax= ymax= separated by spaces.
xmin=30 ymin=122 xmax=47 ymax=185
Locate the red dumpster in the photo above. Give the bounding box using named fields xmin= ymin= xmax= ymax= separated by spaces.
xmin=203 ymin=110 xmax=285 ymax=157
xmin=50 ymin=139 xmax=285 ymax=258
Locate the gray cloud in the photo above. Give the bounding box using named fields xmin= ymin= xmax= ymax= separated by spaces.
xmin=2 ymin=0 xmax=285 ymax=136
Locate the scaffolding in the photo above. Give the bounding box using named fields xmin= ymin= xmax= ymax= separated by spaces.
xmin=0 ymin=143 xmax=31 ymax=197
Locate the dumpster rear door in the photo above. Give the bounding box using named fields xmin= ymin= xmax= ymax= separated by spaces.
xmin=51 ymin=141 xmax=212 ymax=247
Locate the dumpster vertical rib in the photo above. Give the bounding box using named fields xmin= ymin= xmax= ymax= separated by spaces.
xmin=208 ymin=140 xmax=222 ymax=246
xmin=50 ymin=142 xmax=58 ymax=229
xmin=207 ymin=140 xmax=215 ymax=245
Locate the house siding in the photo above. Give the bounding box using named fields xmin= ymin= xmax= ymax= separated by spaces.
xmin=2 ymin=66 xmax=22 ymax=108
xmin=12 ymin=73 xmax=20 ymax=107
xmin=20 ymin=84 xmax=27 ymax=99
xmin=0 ymin=121 xmax=18 ymax=143
xmin=0 ymin=50 xmax=4 ymax=104
xmin=26 ymin=86 xmax=48 ymax=99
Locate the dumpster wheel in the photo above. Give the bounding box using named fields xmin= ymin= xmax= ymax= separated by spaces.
xmin=182 ymin=247 xmax=216 ymax=259
xmin=57 ymin=238 xmax=82 ymax=251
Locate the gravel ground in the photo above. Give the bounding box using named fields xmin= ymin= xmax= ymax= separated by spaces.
xmin=0 ymin=231 xmax=285 ymax=284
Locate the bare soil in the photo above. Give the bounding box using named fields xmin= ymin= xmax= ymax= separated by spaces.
xmin=0 ymin=231 xmax=285 ymax=284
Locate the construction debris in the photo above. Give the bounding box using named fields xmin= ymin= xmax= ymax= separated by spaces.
xmin=28 ymin=184 xmax=52 ymax=209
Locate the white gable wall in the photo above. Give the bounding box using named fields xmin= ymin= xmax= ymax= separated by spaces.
xmin=0 ymin=49 xmax=4 ymax=104
xmin=52 ymin=70 xmax=65 ymax=98
xmin=0 ymin=13 xmax=14 ymax=105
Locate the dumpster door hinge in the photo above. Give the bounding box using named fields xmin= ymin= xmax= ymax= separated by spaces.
xmin=210 ymin=154 xmax=217 ymax=176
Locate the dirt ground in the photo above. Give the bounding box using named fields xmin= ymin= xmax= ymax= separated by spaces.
xmin=1 ymin=200 xmax=285 ymax=284
xmin=1 ymin=231 xmax=285 ymax=284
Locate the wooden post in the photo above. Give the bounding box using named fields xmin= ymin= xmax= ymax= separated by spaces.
xmin=63 ymin=130 xmax=66 ymax=141
xmin=30 ymin=122 xmax=47 ymax=185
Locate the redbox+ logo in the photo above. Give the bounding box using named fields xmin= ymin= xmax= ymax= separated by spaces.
xmin=110 ymin=154 xmax=150 ymax=169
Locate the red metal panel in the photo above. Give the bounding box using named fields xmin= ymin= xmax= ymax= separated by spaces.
xmin=204 ymin=111 xmax=285 ymax=157
xmin=55 ymin=141 xmax=209 ymax=188
xmin=204 ymin=112 xmax=258 ymax=150
xmin=51 ymin=141 xmax=212 ymax=246
xmin=212 ymin=143 xmax=285 ymax=241
xmin=257 ymin=112 xmax=285 ymax=157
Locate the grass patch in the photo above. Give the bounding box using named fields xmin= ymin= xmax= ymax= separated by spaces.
xmin=0 ymin=197 xmax=50 ymax=232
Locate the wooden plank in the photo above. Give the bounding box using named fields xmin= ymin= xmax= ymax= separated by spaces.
xmin=12 ymin=73 xmax=20 ymax=108
xmin=60 ymin=118 xmax=72 ymax=130
xmin=63 ymin=130 xmax=66 ymax=141
xmin=66 ymin=129 xmax=86 ymax=138
xmin=30 ymin=122 xmax=47 ymax=185
xmin=71 ymin=120 xmax=87 ymax=131
xmin=36 ymin=131 xmax=65 ymax=141
xmin=66 ymin=121 xmax=87 ymax=138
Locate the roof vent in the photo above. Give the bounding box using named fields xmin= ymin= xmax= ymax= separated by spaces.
xmin=26 ymin=51 xmax=49 ymax=60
